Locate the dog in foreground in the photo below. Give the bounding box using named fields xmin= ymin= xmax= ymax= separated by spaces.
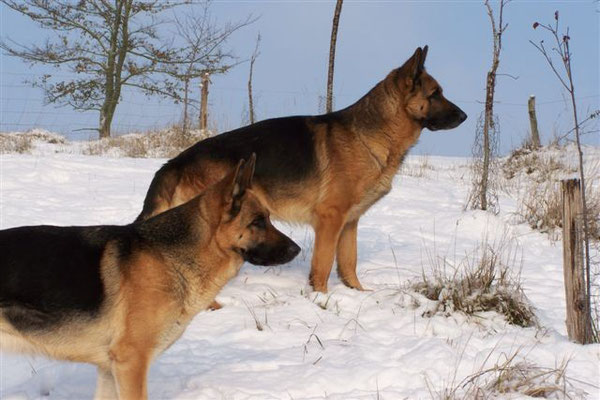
xmin=0 ymin=155 xmax=300 ymax=400
xmin=137 ymin=46 xmax=467 ymax=293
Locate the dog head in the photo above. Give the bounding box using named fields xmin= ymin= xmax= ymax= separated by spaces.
xmin=214 ymin=154 xmax=300 ymax=266
xmin=398 ymin=46 xmax=467 ymax=131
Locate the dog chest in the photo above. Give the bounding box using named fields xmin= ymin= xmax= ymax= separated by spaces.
xmin=350 ymin=174 xmax=393 ymax=218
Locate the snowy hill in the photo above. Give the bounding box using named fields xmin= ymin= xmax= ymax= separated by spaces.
xmin=1 ymin=137 xmax=599 ymax=399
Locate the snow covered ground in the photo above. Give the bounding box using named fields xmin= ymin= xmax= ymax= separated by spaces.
xmin=1 ymin=140 xmax=599 ymax=399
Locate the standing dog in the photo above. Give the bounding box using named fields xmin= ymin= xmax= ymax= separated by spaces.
xmin=137 ymin=46 xmax=467 ymax=293
xmin=0 ymin=155 xmax=300 ymax=399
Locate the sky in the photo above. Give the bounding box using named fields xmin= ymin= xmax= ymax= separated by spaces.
xmin=1 ymin=0 xmax=598 ymax=156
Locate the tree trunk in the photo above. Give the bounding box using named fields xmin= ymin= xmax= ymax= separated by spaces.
xmin=248 ymin=58 xmax=255 ymax=124
xmin=480 ymin=70 xmax=496 ymax=211
xmin=528 ymin=95 xmax=541 ymax=148
xmin=99 ymin=104 xmax=116 ymax=139
xmin=99 ymin=0 xmax=129 ymax=139
xmin=479 ymin=0 xmax=506 ymax=211
xmin=326 ymin=0 xmax=343 ymax=114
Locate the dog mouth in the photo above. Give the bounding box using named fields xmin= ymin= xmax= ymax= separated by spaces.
xmin=238 ymin=242 xmax=300 ymax=266
xmin=423 ymin=111 xmax=467 ymax=131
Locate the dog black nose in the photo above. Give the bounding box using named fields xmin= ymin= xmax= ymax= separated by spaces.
xmin=287 ymin=242 xmax=301 ymax=259
xmin=458 ymin=110 xmax=467 ymax=123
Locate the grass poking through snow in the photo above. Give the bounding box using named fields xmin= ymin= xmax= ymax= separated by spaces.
xmin=413 ymin=233 xmax=537 ymax=328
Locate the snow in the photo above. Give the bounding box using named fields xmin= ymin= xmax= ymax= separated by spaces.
xmin=1 ymin=143 xmax=599 ymax=399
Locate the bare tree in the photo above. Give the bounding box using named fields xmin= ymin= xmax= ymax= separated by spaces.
xmin=531 ymin=11 xmax=594 ymax=341
xmin=326 ymin=0 xmax=343 ymax=114
xmin=472 ymin=0 xmax=510 ymax=211
xmin=247 ymin=33 xmax=261 ymax=125
xmin=0 ymin=0 xmax=199 ymax=138
xmin=168 ymin=7 xmax=253 ymax=135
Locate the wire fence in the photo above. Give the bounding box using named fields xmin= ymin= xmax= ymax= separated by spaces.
xmin=1 ymin=72 xmax=599 ymax=142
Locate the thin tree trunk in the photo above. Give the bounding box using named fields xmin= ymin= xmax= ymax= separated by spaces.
xmin=530 ymin=14 xmax=596 ymax=342
xmin=248 ymin=33 xmax=260 ymax=125
xmin=564 ymin=40 xmax=592 ymax=327
xmin=480 ymin=0 xmax=505 ymax=211
xmin=326 ymin=0 xmax=343 ymax=114
xmin=248 ymin=62 xmax=255 ymax=124
xmin=528 ymin=95 xmax=541 ymax=148
xmin=481 ymin=62 xmax=498 ymax=211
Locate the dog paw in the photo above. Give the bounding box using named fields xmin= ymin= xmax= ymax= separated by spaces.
xmin=208 ymin=300 xmax=222 ymax=310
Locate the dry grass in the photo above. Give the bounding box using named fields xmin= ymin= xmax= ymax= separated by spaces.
xmin=0 ymin=134 xmax=33 ymax=154
xmin=504 ymin=145 xmax=600 ymax=241
xmin=502 ymin=145 xmax=571 ymax=182
xmin=0 ymin=129 xmax=65 ymax=154
xmin=466 ymin=113 xmax=500 ymax=213
xmin=413 ymin=234 xmax=537 ymax=328
xmin=0 ymin=127 xmax=208 ymax=158
xmin=401 ymin=155 xmax=435 ymax=178
xmin=430 ymin=351 xmax=584 ymax=399
xmin=83 ymin=126 xmax=211 ymax=158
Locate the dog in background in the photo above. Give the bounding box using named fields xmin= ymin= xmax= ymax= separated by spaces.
xmin=137 ymin=46 xmax=467 ymax=293
xmin=0 ymin=155 xmax=300 ymax=400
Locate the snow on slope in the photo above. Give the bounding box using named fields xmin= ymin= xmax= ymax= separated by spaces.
xmin=1 ymin=151 xmax=599 ymax=399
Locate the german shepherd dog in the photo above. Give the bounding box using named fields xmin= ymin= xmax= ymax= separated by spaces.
xmin=137 ymin=46 xmax=467 ymax=293
xmin=0 ymin=155 xmax=300 ymax=400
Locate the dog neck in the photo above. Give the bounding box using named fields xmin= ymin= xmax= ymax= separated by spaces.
xmin=174 ymin=244 xmax=241 ymax=313
xmin=139 ymin=205 xmax=242 ymax=313
xmin=338 ymin=74 xmax=423 ymax=171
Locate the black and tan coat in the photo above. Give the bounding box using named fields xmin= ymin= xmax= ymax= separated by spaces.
xmin=0 ymin=156 xmax=299 ymax=399
xmin=137 ymin=46 xmax=467 ymax=293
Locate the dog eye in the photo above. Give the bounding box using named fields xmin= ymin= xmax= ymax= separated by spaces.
xmin=250 ymin=216 xmax=266 ymax=229
xmin=429 ymin=89 xmax=441 ymax=99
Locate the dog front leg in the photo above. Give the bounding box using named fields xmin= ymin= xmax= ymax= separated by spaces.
xmin=336 ymin=219 xmax=365 ymax=290
xmin=309 ymin=208 xmax=346 ymax=292
xmin=94 ymin=367 xmax=118 ymax=400
xmin=111 ymin=348 xmax=150 ymax=400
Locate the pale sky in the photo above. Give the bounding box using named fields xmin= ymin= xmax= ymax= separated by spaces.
xmin=1 ymin=0 xmax=598 ymax=156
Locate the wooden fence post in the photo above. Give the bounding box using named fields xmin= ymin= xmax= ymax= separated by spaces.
xmin=199 ymin=72 xmax=210 ymax=132
xmin=561 ymin=179 xmax=593 ymax=344
xmin=528 ymin=95 xmax=541 ymax=149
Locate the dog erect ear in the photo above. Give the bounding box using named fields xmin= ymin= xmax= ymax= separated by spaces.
xmin=229 ymin=153 xmax=256 ymax=217
xmin=238 ymin=152 xmax=256 ymax=191
xmin=401 ymin=45 xmax=429 ymax=89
